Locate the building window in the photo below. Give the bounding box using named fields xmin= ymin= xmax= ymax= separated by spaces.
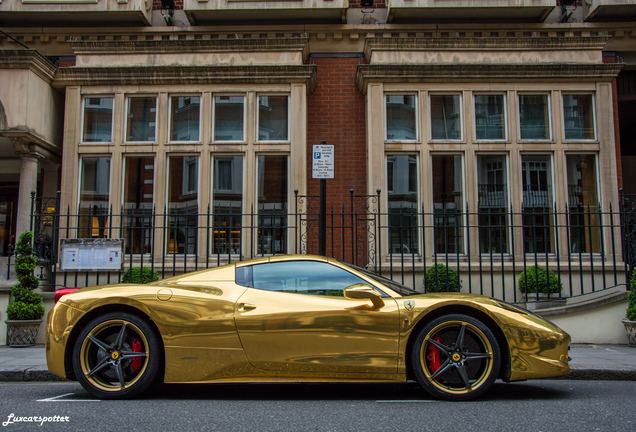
xmin=214 ymin=96 xmax=245 ymax=142
xmin=430 ymin=94 xmax=462 ymax=141
xmin=78 ymin=156 xmax=111 ymax=238
xmin=519 ymin=94 xmax=551 ymax=141
xmin=167 ymin=155 xmax=199 ymax=254
xmin=212 ymin=155 xmax=243 ymax=256
xmin=387 ymin=155 xmax=419 ymax=255
xmin=125 ymin=96 xmax=157 ymax=142
xmin=566 ymin=154 xmax=601 ymax=253
xmin=257 ymin=155 xmax=288 ymax=254
xmin=258 ymin=95 xmax=288 ymax=141
xmin=521 ymin=155 xmax=554 ymax=254
xmin=563 ymin=94 xmax=595 ymax=140
xmin=474 ymin=94 xmax=506 ymax=141
xmin=477 ymin=155 xmax=509 ymax=254
xmin=432 ymin=155 xmax=464 ymax=255
xmin=170 ymin=95 xmax=200 ymax=142
xmin=385 ymin=94 xmax=417 ymax=141
xmin=82 ymin=97 xmax=113 ymax=143
xmin=122 ymin=156 xmax=154 ymax=254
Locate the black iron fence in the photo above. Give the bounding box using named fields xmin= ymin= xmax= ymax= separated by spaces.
xmin=4 ymin=191 xmax=634 ymax=305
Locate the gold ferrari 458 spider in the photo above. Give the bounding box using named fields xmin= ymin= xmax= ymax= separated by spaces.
xmin=47 ymin=255 xmax=570 ymax=401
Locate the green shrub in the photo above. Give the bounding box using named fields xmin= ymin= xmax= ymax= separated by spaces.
xmin=122 ymin=267 xmax=159 ymax=284
xmin=628 ymin=272 xmax=636 ymax=321
xmin=425 ymin=264 xmax=461 ymax=293
xmin=518 ymin=266 xmax=562 ymax=294
xmin=7 ymin=231 xmax=44 ymax=321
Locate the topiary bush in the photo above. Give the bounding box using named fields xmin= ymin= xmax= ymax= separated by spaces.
xmin=122 ymin=267 xmax=160 ymax=284
xmin=518 ymin=266 xmax=563 ymax=295
xmin=627 ymin=271 xmax=636 ymax=321
xmin=425 ymin=264 xmax=461 ymax=293
xmin=7 ymin=231 xmax=44 ymax=320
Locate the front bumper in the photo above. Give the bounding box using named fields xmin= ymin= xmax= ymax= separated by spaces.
xmin=45 ymin=301 xmax=85 ymax=380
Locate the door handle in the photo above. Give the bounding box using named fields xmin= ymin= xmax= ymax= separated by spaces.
xmin=238 ymin=302 xmax=256 ymax=312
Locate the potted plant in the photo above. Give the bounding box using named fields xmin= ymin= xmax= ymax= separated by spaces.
xmin=121 ymin=266 xmax=159 ymax=284
xmin=518 ymin=265 xmax=563 ymax=298
xmin=623 ymin=271 xmax=636 ymax=346
xmin=6 ymin=231 xmax=44 ymax=347
xmin=425 ymin=264 xmax=461 ymax=293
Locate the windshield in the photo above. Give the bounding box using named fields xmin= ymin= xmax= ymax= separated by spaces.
xmin=351 ymin=266 xmax=419 ymax=296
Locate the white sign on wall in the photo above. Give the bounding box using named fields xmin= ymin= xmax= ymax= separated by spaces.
xmin=312 ymin=144 xmax=334 ymax=179
xmin=60 ymin=239 xmax=123 ymax=271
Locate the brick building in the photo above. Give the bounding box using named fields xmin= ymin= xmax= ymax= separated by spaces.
xmin=0 ymin=1 xmax=635 ymax=344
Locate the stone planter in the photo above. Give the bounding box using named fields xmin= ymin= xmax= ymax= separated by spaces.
xmin=5 ymin=320 xmax=42 ymax=347
xmin=623 ymin=319 xmax=636 ymax=346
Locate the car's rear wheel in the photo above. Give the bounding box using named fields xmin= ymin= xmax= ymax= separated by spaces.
xmin=410 ymin=314 xmax=500 ymax=401
xmin=72 ymin=312 xmax=160 ymax=399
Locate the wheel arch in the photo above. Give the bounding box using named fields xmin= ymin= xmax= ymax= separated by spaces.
xmin=404 ymin=304 xmax=511 ymax=382
xmin=64 ymin=303 xmax=165 ymax=382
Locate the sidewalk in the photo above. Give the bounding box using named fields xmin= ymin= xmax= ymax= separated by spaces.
xmin=0 ymin=344 xmax=634 ymax=382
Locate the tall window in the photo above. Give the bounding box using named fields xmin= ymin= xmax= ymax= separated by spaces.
xmin=167 ymin=155 xmax=199 ymax=254
xmin=385 ymin=94 xmax=417 ymax=141
xmin=563 ymin=94 xmax=595 ymax=140
xmin=567 ymin=154 xmax=601 ymax=253
xmin=258 ymin=96 xmax=288 ymax=141
xmin=82 ymin=97 xmax=113 ymax=143
xmin=430 ymin=94 xmax=462 ymax=141
xmin=519 ymin=94 xmax=550 ymax=140
xmin=122 ymin=156 xmax=154 ymax=254
xmin=212 ymin=155 xmax=243 ymax=256
xmin=126 ymin=96 xmax=156 ymax=142
xmin=257 ymin=155 xmax=288 ymax=254
xmin=170 ymin=95 xmax=200 ymax=142
xmin=432 ymin=155 xmax=464 ymax=254
xmin=214 ymin=96 xmax=244 ymax=142
xmin=387 ymin=155 xmax=419 ymax=255
xmin=477 ymin=155 xmax=509 ymax=254
xmin=474 ymin=94 xmax=506 ymax=140
xmin=78 ymin=157 xmax=111 ymax=238
xmin=521 ymin=155 xmax=554 ymax=254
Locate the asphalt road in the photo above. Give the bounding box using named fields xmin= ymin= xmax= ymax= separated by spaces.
xmin=0 ymin=380 xmax=634 ymax=432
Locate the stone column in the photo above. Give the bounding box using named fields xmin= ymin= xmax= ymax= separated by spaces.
xmin=15 ymin=154 xmax=40 ymax=237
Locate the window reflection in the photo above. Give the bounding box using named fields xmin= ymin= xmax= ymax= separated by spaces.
xmin=167 ymin=155 xmax=198 ymax=255
xmin=385 ymin=94 xmax=417 ymax=141
xmin=567 ymin=154 xmax=600 ymax=253
xmin=258 ymin=96 xmax=288 ymax=141
xmin=123 ymin=157 xmax=154 ymax=254
xmin=519 ymin=94 xmax=550 ymax=140
xmin=475 ymin=94 xmax=506 ymax=140
xmin=170 ymin=96 xmax=200 ymax=142
xmin=432 ymin=155 xmax=464 ymax=254
xmin=563 ymin=94 xmax=595 ymax=140
xmin=387 ymin=155 xmax=419 ymax=255
xmin=213 ymin=156 xmax=243 ymax=256
xmin=214 ymin=96 xmax=244 ymax=142
xmin=78 ymin=157 xmax=110 ymax=238
xmin=477 ymin=155 xmax=509 ymax=253
xmin=430 ymin=95 xmax=462 ymax=140
xmin=126 ymin=96 xmax=156 ymax=142
xmin=82 ymin=97 xmax=113 ymax=143
xmin=257 ymin=155 xmax=288 ymax=254
xmin=522 ymin=155 xmax=554 ymax=254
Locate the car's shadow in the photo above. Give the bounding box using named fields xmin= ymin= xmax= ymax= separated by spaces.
xmin=118 ymin=381 xmax=569 ymax=402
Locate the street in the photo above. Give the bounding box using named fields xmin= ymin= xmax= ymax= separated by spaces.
xmin=0 ymin=380 xmax=634 ymax=432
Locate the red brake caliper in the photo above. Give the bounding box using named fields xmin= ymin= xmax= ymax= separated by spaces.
xmin=427 ymin=337 xmax=442 ymax=374
xmin=130 ymin=338 xmax=143 ymax=373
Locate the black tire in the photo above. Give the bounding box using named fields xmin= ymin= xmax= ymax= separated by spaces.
xmin=410 ymin=313 xmax=501 ymax=401
xmin=72 ymin=312 xmax=161 ymax=399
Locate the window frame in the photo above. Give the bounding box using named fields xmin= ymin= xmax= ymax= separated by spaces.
xmin=124 ymin=95 xmax=158 ymax=144
xmin=473 ymin=92 xmax=509 ymax=143
xmin=212 ymin=94 xmax=247 ymax=144
xmin=429 ymin=152 xmax=467 ymax=256
xmin=80 ymin=95 xmax=115 ymax=145
xmin=168 ymin=94 xmax=202 ymax=144
xmin=561 ymin=92 xmax=597 ymax=143
xmin=385 ymin=153 xmax=421 ymax=257
xmin=256 ymin=94 xmax=291 ymax=143
xmin=384 ymin=93 xmax=419 ymax=143
xmin=428 ymin=92 xmax=464 ymax=143
xmin=517 ymin=92 xmax=553 ymax=143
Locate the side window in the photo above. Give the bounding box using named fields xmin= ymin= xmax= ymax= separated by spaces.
xmin=250 ymin=261 xmax=366 ymax=297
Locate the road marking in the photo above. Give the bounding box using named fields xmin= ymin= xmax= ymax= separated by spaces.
xmin=376 ymin=400 xmax=436 ymax=403
xmin=37 ymin=393 xmax=100 ymax=402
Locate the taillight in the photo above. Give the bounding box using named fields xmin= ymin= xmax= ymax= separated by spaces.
xmin=54 ymin=288 xmax=79 ymax=303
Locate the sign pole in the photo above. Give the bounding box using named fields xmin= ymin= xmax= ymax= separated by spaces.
xmin=319 ymin=177 xmax=326 ymax=256
xmin=312 ymin=139 xmax=334 ymax=257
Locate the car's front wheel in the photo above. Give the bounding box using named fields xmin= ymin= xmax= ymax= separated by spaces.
xmin=72 ymin=312 xmax=161 ymax=399
xmin=411 ymin=314 xmax=501 ymax=401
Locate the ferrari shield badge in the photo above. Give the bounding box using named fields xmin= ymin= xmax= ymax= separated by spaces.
xmin=404 ymin=300 xmax=415 ymax=310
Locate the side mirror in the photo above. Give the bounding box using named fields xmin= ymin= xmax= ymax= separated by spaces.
xmin=343 ymin=284 xmax=385 ymax=309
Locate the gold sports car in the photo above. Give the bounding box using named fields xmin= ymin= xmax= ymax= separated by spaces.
xmin=47 ymin=255 xmax=570 ymax=401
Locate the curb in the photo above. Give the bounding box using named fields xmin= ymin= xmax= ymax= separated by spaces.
xmin=0 ymin=369 xmax=635 ymax=382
